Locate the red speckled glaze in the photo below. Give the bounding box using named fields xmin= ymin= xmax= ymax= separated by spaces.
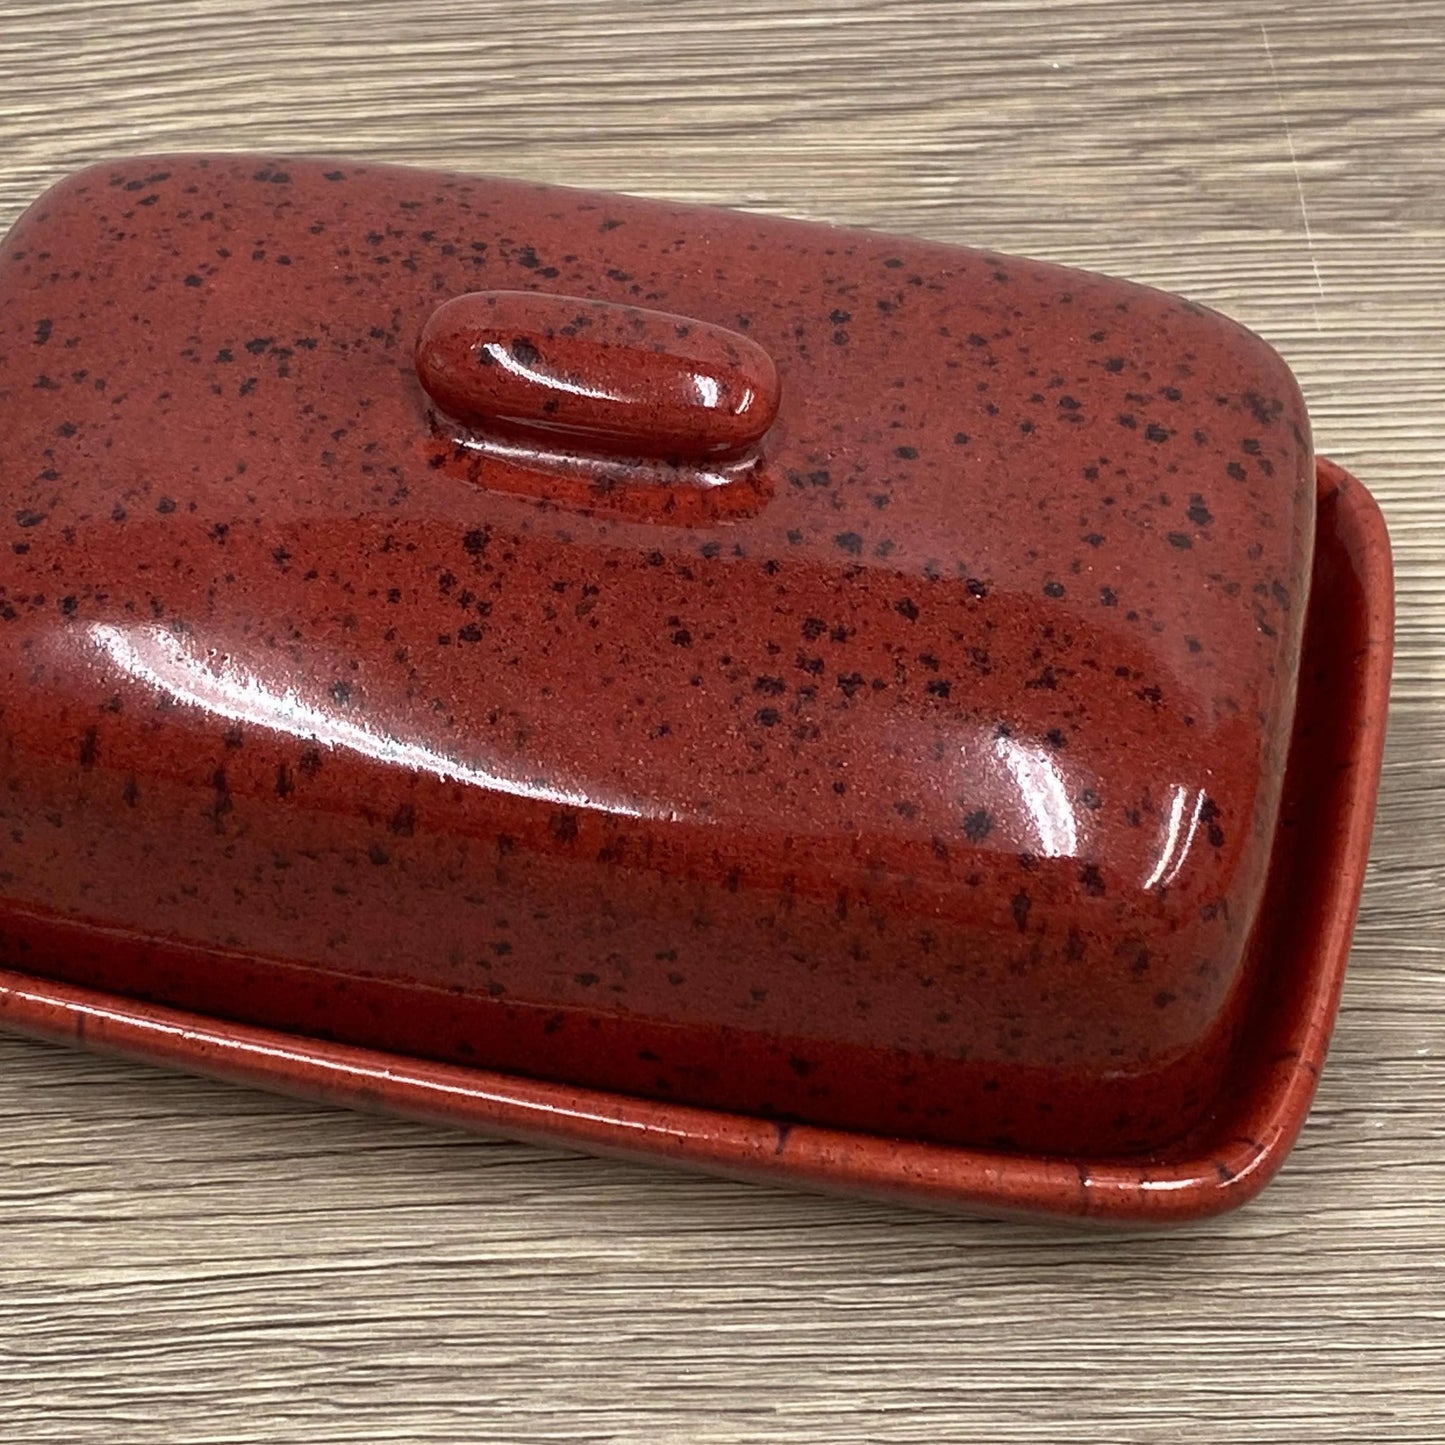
xmin=0 ymin=459 xmax=1393 ymax=1225
xmin=0 ymin=157 xmax=1394 ymax=1220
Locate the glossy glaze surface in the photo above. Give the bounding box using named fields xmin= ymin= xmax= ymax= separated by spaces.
xmin=0 ymin=156 xmax=1316 ymax=1158
xmin=0 ymin=456 xmax=1395 ymax=1224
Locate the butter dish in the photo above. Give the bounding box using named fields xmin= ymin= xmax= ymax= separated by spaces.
xmin=0 ymin=157 xmax=1392 ymax=1222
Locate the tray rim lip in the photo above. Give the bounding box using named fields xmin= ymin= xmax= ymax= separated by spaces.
xmin=0 ymin=458 xmax=1394 ymax=1226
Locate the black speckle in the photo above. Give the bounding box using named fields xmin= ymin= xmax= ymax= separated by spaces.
xmin=550 ymin=810 xmax=579 ymax=843
xmin=754 ymin=707 xmax=781 ymax=728
xmin=1043 ymin=580 xmax=1065 ymax=598
xmin=1200 ymin=796 xmax=1225 ymax=848
xmin=329 ymin=681 xmax=352 ymax=705
xmin=510 ymin=337 xmax=541 ymax=366
xmin=1079 ymin=863 xmax=1105 ymax=897
xmin=1243 ymin=391 xmax=1280 ymax=427
xmin=1011 ymin=890 xmax=1032 ymax=932
xmin=33 ymin=319 xmax=52 ymax=346
xmin=894 ymin=597 xmax=919 ymax=621
xmin=962 ymin=808 xmax=993 ymax=844
xmin=79 ymin=727 xmax=99 ymax=770
xmin=1145 ymin=423 xmax=1171 ymax=443
xmin=1099 ymin=586 xmax=1118 ymax=607
xmin=462 ymin=527 xmax=491 ymax=555
xmin=367 ymin=843 xmax=390 ymax=866
xmin=833 ymin=531 xmax=864 ymax=556
xmin=183 ymin=274 xmax=203 ymax=288
xmin=156 ymin=496 xmax=177 ymax=514
xmin=1186 ymin=495 xmax=1213 ymax=526
xmin=1167 ymin=532 xmax=1193 ymax=549
xmin=894 ymin=445 xmax=918 ymax=460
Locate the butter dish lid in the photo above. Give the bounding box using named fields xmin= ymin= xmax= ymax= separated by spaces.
xmin=0 ymin=155 xmax=1317 ymax=1168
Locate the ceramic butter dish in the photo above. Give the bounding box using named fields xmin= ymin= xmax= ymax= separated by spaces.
xmin=0 ymin=156 xmax=1392 ymax=1224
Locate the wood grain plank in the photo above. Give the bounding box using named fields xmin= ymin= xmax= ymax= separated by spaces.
xmin=0 ymin=1 xmax=1442 ymax=1441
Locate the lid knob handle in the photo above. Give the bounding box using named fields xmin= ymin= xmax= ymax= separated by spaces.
xmin=415 ymin=290 xmax=780 ymax=461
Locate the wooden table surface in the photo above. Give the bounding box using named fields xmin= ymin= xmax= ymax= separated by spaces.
xmin=1 ymin=2 xmax=1442 ymax=1440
